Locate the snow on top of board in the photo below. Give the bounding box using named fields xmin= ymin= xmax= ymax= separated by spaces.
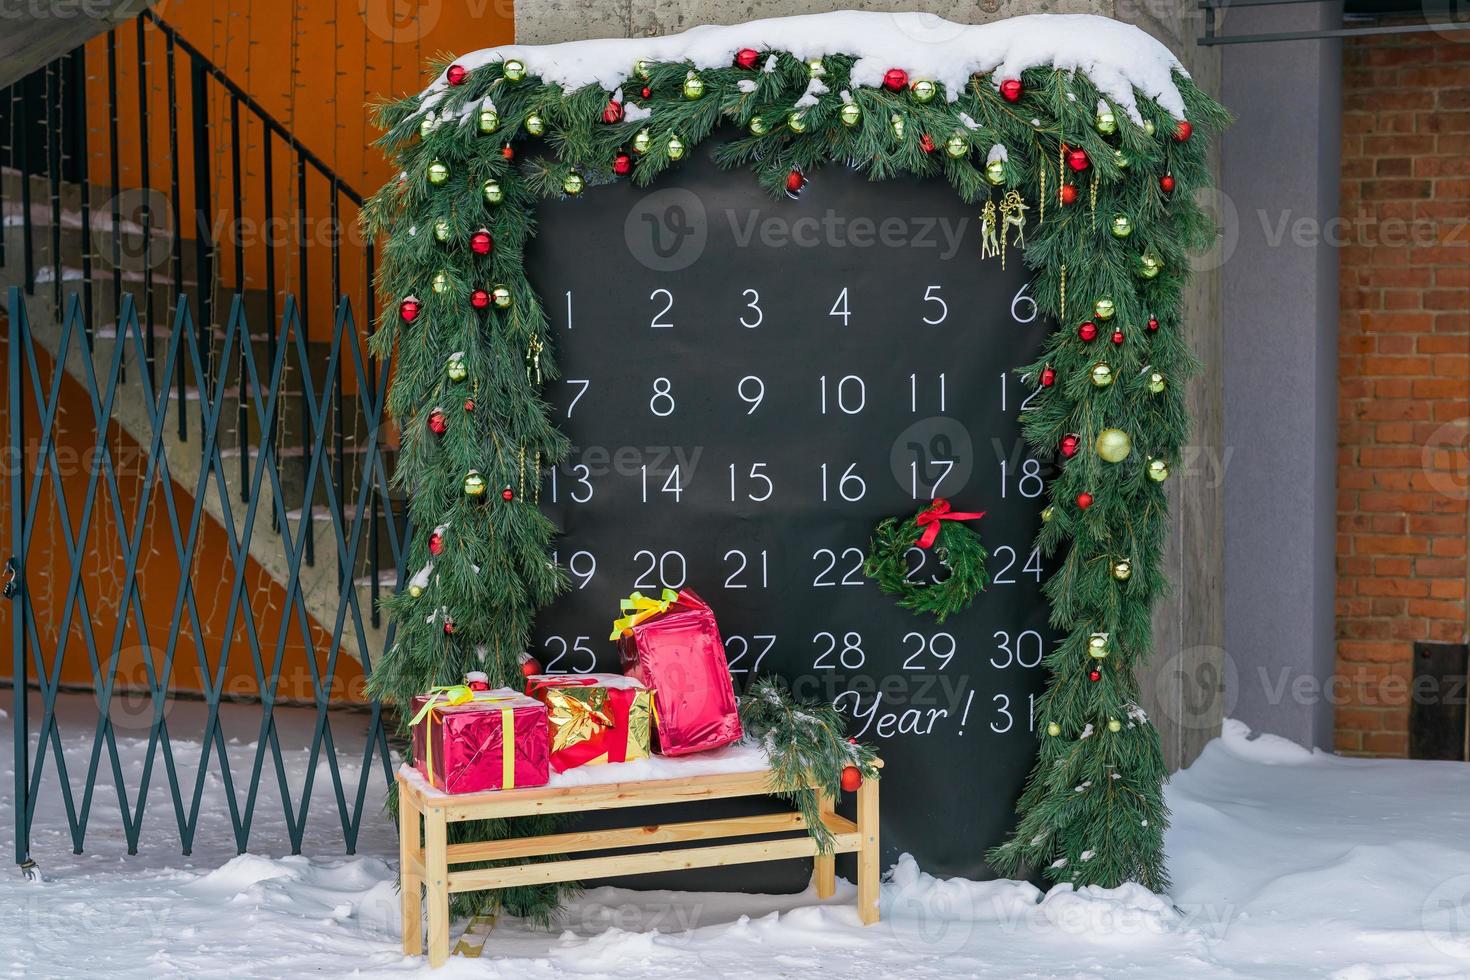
xmin=420 ymin=12 xmax=1189 ymax=122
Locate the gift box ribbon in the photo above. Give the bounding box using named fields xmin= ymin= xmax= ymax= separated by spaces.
xmin=914 ymin=498 xmax=986 ymax=549
xmin=412 ymin=687 xmax=521 ymax=790
xmin=609 ymin=587 xmax=679 ymax=639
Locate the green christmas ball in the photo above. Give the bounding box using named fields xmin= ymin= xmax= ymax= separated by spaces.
xmin=632 ymin=128 xmax=653 ymax=153
xmin=807 ymin=58 xmax=826 ymax=78
xmin=1096 ymin=108 xmax=1118 ymax=135
xmin=667 ymin=134 xmax=686 ymax=160
xmin=682 ymin=72 xmax=705 ymax=100
xmin=502 ymin=59 xmax=526 ymax=82
xmin=890 ymin=113 xmax=906 ymax=140
xmin=432 ymin=219 xmax=451 ymax=242
xmin=1091 ymin=362 xmax=1114 ymax=388
xmin=478 ymin=108 xmax=499 ymax=133
xmin=839 ymin=102 xmax=861 ymax=128
xmin=492 ymin=285 xmax=512 ymax=309
xmin=1139 ymin=251 xmax=1163 ymax=279
xmin=1094 ymin=298 xmax=1116 ymax=320
xmin=749 ymin=115 xmax=769 ymax=136
xmin=1147 ymin=371 xmax=1167 ymax=394
xmin=1095 ymin=427 xmax=1132 ymax=463
xmin=482 ymin=179 xmax=503 ymax=205
xmin=407 ymin=583 xmax=424 ymax=598
xmin=1113 ymin=559 xmax=1133 ymax=581
xmin=984 ymin=159 xmax=1006 ymax=185
xmin=1143 ymin=119 xmax=1157 ymax=137
xmin=1113 ymin=148 xmax=1130 ymax=169
xmin=633 ymin=58 xmax=652 ymax=80
xmin=1041 ymin=505 xmax=1055 ymax=523
xmin=447 ymin=353 xmax=468 ymax=382
xmin=427 ymin=160 xmax=449 ymax=185
xmin=418 ymin=112 xmax=437 ymax=140
xmin=1108 ymin=719 xmax=1123 ymax=733
xmin=524 ymin=113 xmax=546 ymax=136
xmin=1147 ymin=457 xmax=1170 ymax=482
xmin=562 ymin=172 xmax=584 ymax=196
xmin=944 ymin=132 xmax=969 ymax=159
xmin=1046 ymin=722 xmax=1062 ymax=737
xmin=1110 ymin=214 xmax=1133 ymax=238
xmin=911 ymin=79 xmax=937 ymax=103
xmin=1088 ymin=633 xmax=1110 ymax=658
xmin=463 ymin=470 xmax=487 ymax=497
xmin=431 ymin=271 xmax=450 ymax=294
xmin=787 ymin=111 xmax=807 ymax=133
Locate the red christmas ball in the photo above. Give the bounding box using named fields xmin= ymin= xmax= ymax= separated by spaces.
xmin=613 ymin=152 xmax=633 ymax=176
xmin=1065 ymin=147 xmax=1090 ymax=172
xmin=466 ymin=675 xmax=490 ymax=692
xmin=520 ymin=656 xmax=542 ymax=678
xmin=427 ymin=409 xmax=448 ymax=435
xmin=399 ymin=297 xmax=420 ymax=323
xmin=1060 ymin=434 xmax=1080 ymax=458
xmin=1089 ymin=669 xmax=1101 ymax=683
xmin=501 ymin=144 xmax=515 ymax=160
xmin=920 ymin=133 xmax=936 ymax=154
xmin=428 ymin=531 xmax=445 ymax=556
xmin=471 ymin=289 xmax=491 ymax=310
xmin=999 ymin=78 xmax=1023 ymax=103
xmin=1060 ymin=183 xmax=1079 ymax=205
xmin=1078 ymin=320 xmax=1098 ymax=342
xmin=1173 ymin=119 xmax=1193 ymax=142
xmin=446 ymin=64 xmax=468 ymax=86
xmin=883 ymin=68 xmax=909 ymax=91
xmin=840 ymin=765 xmax=862 ymax=792
xmin=463 ymin=398 xmax=476 ymax=412
xmin=1147 ymin=317 xmax=1160 ymax=333
xmin=785 ymin=169 xmax=805 ymax=194
xmin=1040 ymin=367 xmax=1056 ymax=387
xmin=602 ymin=100 xmax=624 ymax=124
xmin=471 ymin=229 xmax=493 ymax=255
xmin=1111 ymin=329 xmax=1125 ymax=346
xmin=443 ymin=619 xmax=456 ymax=635
xmin=501 ymin=487 xmax=515 ymax=501
xmin=641 ymin=86 xmax=651 ymax=99
xmin=735 ymin=47 xmax=760 ymax=70
xmin=1076 ymin=492 xmax=1094 ymax=510
xmin=1160 ymin=173 xmax=1175 ymax=194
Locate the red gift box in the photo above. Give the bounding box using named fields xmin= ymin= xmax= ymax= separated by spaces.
xmin=613 ymin=588 xmax=743 ymax=756
xmin=409 ymin=686 xmax=549 ymax=793
xmin=524 ymin=673 xmax=654 ymax=772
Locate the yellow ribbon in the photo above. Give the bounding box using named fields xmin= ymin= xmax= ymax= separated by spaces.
xmin=410 ymin=684 xmax=473 ymax=727
xmin=414 ymin=689 xmax=521 ymax=791
xmin=609 ymin=587 xmax=678 ymax=640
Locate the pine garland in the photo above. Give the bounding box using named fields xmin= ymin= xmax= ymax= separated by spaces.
xmin=364 ymin=35 xmax=1228 ymax=916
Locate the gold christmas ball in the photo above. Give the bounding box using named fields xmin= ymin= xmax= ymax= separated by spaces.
xmin=944 ymin=132 xmax=968 ymax=159
xmin=682 ymin=72 xmax=705 ymax=100
xmin=1041 ymin=505 xmax=1055 ymax=522
xmin=463 ymin=470 xmax=487 ymax=496
xmin=632 ymin=128 xmax=652 ymax=153
xmin=427 ymin=160 xmax=449 ymax=185
xmin=432 ymin=219 xmax=451 ymax=242
xmin=1147 ymin=457 xmax=1170 ymax=482
xmin=1088 ymin=633 xmax=1110 ymax=658
xmin=562 ymin=172 xmax=584 ymax=196
xmin=477 ymin=108 xmax=499 ymax=133
xmin=446 ymin=354 xmax=468 ymax=382
xmin=418 ymin=112 xmax=437 ymax=140
xmin=492 ymin=285 xmax=512 ymax=308
xmin=1110 ymin=214 xmax=1133 ymax=238
xmin=839 ymin=102 xmax=861 ymax=128
xmin=1143 ymin=119 xmax=1156 ymax=137
xmin=749 ymin=115 xmax=770 ymax=136
xmin=1108 ymin=719 xmax=1122 ymax=733
xmin=807 ymin=58 xmax=826 ymax=78
xmin=1046 ymin=722 xmax=1062 ymax=737
xmin=985 ymin=159 xmax=1007 ymax=185
xmin=1094 ymin=298 xmax=1116 ymax=320
xmin=1113 ymin=148 xmax=1130 ymax=169
xmin=1139 ymin=251 xmax=1163 ymax=279
xmin=911 ymin=79 xmax=937 ymax=103
xmin=1113 ymin=559 xmax=1133 ymax=581
xmin=787 ymin=111 xmax=807 ymax=133
xmin=1095 ymin=427 xmax=1132 ymax=463
xmin=502 ymin=59 xmax=526 ymax=82
xmin=431 ymin=271 xmax=450 ymax=294
xmin=890 ymin=113 xmax=906 ymax=140
xmin=482 ymin=179 xmax=503 ymax=204
xmin=1147 ymin=371 xmax=1166 ymax=394
xmin=633 ymin=58 xmax=652 ymax=80
xmin=407 ymin=583 xmax=424 ymax=598
xmin=666 ymin=134 xmax=686 ymax=160
xmin=524 ymin=113 xmax=546 ymax=136
xmin=1096 ymin=108 xmax=1118 ymax=135
xmin=1090 ymin=362 xmax=1114 ymax=388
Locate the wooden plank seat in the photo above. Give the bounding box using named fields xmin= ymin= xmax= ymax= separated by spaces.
xmin=397 ymin=754 xmax=882 ymax=966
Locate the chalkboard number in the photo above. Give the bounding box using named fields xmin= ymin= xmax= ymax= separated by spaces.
xmin=909 ymin=373 xmax=947 ymax=413
xmin=723 ymin=549 xmax=769 ymax=589
xmin=737 ymin=375 xmax=765 ymax=414
xmin=729 ymin=463 xmax=774 ymax=502
xmin=548 ymin=462 xmax=594 ymax=504
xmin=992 ymin=545 xmax=1043 ymax=585
xmin=820 ymin=375 xmax=866 ymax=415
xmin=922 ymin=285 xmax=948 ymax=325
xmin=1000 ymin=457 xmax=1045 ymax=498
xmin=910 ymin=457 xmax=955 ymax=499
xmin=564 ymin=379 xmax=590 ymax=417
xmin=1011 ymin=283 xmax=1038 ymax=324
xmin=812 ymin=547 xmax=865 ymax=588
xmin=726 ymin=634 xmax=776 ymax=674
xmin=640 ymin=464 xmax=682 ymax=503
xmin=991 ymin=692 xmax=1038 ymax=733
xmin=650 ymin=288 xmax=674 ymax=328
xmin=901 ymin=631 xmax=956 ymax=670
xmin=544 ymin=635 xmax=597 ymax=674
xmin=813 ymin=631 xmax=865 ymax=670
xmin=829 ymin=287 xmax=850 ymax=326
xmin=740 ymin=289 xmax=763 ymax=328
xmin=998 ymin=372 xmax=1042 ymax=414
xmin=550 ymin=549 xmax=598 ymax=589
xmin=992 ymin=629 xmax=1045 ymax=669
xmin=633 ymin=549 xmax=687 ymax=590
xmin=820 ymin=462 xmax=867 ymax=502
xmin=650 ymin=377 xmax=676 ymax=417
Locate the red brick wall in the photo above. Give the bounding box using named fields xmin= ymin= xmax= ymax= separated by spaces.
xmin=1336 ymin=32 xmax=1470 ymax=757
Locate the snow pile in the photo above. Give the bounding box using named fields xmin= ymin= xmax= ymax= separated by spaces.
xmin=423 ymin=12 xmax=1189 ymax=122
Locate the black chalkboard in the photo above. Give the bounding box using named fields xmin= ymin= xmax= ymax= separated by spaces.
xmin=525 ymin=132 xmax=1058 ymax=890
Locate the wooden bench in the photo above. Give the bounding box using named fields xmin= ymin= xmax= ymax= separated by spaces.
xmin=397 ymin=758 xmax=882 ymax=966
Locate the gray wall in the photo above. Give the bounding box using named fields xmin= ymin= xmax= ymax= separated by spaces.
xmin=514 ymin=0 xmax=1228 ymax=770
xmin=1221 ymin=3 xmax=1341 ymax=751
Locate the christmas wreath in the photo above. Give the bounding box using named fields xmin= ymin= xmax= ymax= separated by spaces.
xmin=864 ymin=500 xmax=989 ymax=622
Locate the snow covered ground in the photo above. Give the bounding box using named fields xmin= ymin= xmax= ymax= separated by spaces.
xmin=6 ymin=702 xmax=1470 ymax=978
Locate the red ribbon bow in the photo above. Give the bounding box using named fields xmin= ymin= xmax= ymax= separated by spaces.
xmin=914 ymin=499 xmax=986 ymax=549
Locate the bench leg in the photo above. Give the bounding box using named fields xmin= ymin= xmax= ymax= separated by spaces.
xmin=812 ymin=788 xmax=836 ymax=900
xmin=857 ymin=777 xmax=880 ymax=925
xmin=399 ymin=794 xmax=423 ymax=956
xmin=424 ymin=805 xmax=450 ymax=967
